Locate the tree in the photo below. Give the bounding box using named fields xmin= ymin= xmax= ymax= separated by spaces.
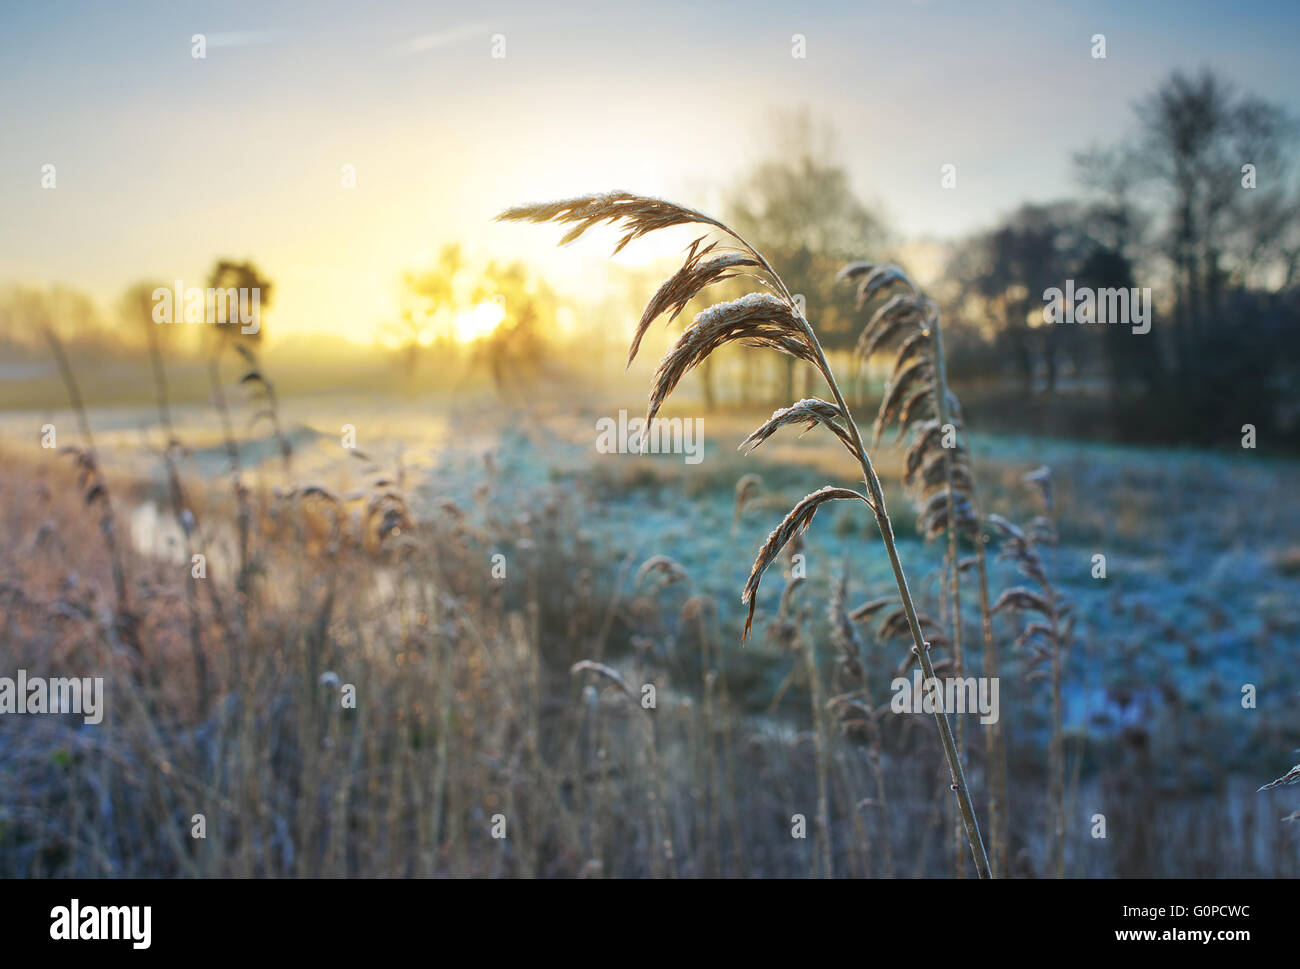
xmin=388 ymin=248 xmax=558 ymax=394
xmin=949 ymin=202 xmax=1087 ymax=393
xmin=468 ymin=260 xmax=557 ymax=394
xmin=205 ymin=259 xmax=272 ymax=349
xmin=387 ymin=244 xmax=461 ymax=376
xmin=725 ymin=110 xmax=887 ymax=401
xmin=1068 ymin=70 xmax=1300 ymax=444
xmin=1096 ymin=71 xmax=1299 ymax=382
xmin=0 ymin=285 xmax=110 ymax=353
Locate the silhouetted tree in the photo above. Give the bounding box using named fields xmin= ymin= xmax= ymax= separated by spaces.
xmin=950 ymin=202 xmax=1087 ymax=393
xmin=726 ymin=110 xmax=887 ymax=402
xmin=1086 ymin=71 xmax=1298 ymax=385
xmin=388 ymin=245 xmax=461 ymax=376
xmin=205 ymin=259 xmax=272 ymax=349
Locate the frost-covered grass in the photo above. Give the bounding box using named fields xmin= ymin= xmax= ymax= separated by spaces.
xmin=2 ymin=387 xmax=1296 ymax=877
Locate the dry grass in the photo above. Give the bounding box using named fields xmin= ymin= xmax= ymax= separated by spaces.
xmin=0 ymin=198 xmax=1290 ymax=881
xmin=839 ymin=260 xmax=1005 ymax=874
xmin=1 ymin=411 xmax=1295 ymax=877
xmin=987 ymin=469 xmax=1075 ymax=877
xmin=501 ymin=192 xmax=992 ymax=876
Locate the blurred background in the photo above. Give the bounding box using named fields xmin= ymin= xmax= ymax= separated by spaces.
xmin=1 ymin=0 xmax=1298 ymax=877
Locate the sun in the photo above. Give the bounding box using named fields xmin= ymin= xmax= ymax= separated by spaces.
xmin=452 ymin=299 xmax=506 ymax=343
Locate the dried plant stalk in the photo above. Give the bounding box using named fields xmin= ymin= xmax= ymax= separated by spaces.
xmin=501 ymin=192 xmax=991 ymax=877
xmin=989 ymin=471 xmax=1074 ymax=877
xmin=1259 ymin=764 xmax=1300 ymax=791
xmin=829 ymin=569 xmax=893 ymax=876
xmin=143 ymin=316 xmax=209 ymax=716
xmin=45 ymin=328 xmax=142 ymax=660
xmin=840 ymin=260 xmax=1007 ymax=876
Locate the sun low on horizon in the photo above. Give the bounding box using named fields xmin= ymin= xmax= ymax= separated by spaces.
xmin=9 ymin=1 xmax=1296 ymax=355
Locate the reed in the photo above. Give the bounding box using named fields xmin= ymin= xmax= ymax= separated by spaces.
xmin=499 ymin=192 xmax=991 ymax=876
xmin=839 ymin=261 xmax=1007 ymax=874
xmin=43 ymin=328 xmax=142 ymax=662
xmin=988 ymin=467 xmax=1074 ymax=877
xmin=142 ymin=311 xmax=210 ymax=716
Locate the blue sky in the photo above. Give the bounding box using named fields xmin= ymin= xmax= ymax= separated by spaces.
xmin=2 ymin=0 xmax=1298 ymax=340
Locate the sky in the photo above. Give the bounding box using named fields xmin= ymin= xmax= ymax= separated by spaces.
xmin=2 ymin=0 xmax=1299 ymax=344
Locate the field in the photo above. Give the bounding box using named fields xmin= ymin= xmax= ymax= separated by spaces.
xmin=3 ymin=366 xmax=1297 ymax=878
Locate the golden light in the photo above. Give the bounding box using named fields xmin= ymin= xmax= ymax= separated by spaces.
xmin=452 ymin=300 xmax=506 ymax=343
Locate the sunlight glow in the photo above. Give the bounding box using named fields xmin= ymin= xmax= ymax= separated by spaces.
xmin=452 ymin=300 xmax=506 ymax=343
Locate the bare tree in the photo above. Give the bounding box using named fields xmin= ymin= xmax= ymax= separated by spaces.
xmin=725 ymin=110 xmax=887 ymax=401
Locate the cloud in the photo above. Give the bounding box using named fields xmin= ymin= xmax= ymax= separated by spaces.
xmin=401 ymin=21 xmax=495 ymax=55
xmin=205 ymin=31 xmax=273 ymax=48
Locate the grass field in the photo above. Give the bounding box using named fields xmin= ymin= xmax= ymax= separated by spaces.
xmin=3 ymin=376 xmax=1296 ymax=877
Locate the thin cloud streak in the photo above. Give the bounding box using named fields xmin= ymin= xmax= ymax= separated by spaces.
xmin=401 ymin=20 xmax=496 ymax=55
xmin=205 ymin=31 xmax=274 ymax=48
